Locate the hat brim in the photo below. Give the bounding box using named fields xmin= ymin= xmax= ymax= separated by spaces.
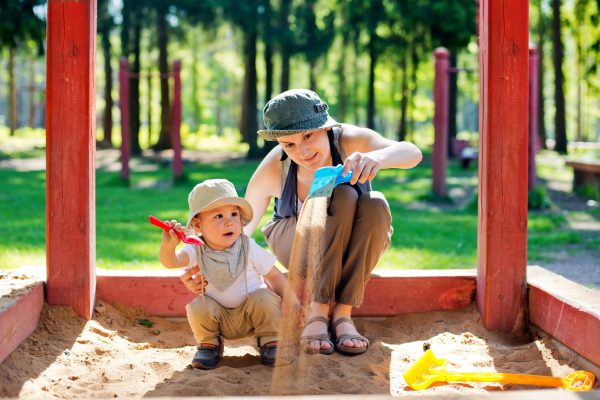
xmin=186 ymin=197 xmax=253 ymax=228
xmin=258 ymin=116 xmax=340 ymax=141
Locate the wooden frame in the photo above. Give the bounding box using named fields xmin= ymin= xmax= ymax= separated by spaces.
xmin=46 ymin=0 xmax=97 ymax=320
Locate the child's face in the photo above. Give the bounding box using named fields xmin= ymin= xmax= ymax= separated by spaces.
xmin=192 ymin=204 xmax=242 ymax=251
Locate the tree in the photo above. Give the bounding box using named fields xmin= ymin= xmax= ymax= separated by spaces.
xmin=293 ymin=0 xmax=335 ymax=91
xmin=0 ymin=0 xmax=45 ymax=135
xmin=98 ymin=0 xmax=115 ymax=146
xmin=552 ymin=0 xmax=567 ymax=153
xmin=221 ymin=0 xmax=265 ymax=158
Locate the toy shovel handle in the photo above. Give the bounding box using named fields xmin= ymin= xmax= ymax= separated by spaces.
xmin=149 ymin=215 xmax=182 ymax=238
xmin=444 ymin=372 xmax=566 ymax=389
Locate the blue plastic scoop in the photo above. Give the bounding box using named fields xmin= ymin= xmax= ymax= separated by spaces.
xmin=308 ymin=164 xmax=352 ymax=198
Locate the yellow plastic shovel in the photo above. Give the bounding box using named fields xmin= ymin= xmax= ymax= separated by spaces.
xmin=404 ymin=350 xmax=595 ymax=391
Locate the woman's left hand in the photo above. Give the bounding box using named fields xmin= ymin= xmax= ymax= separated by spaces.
xmin=342 ymin=152 xmax=382 ymax=185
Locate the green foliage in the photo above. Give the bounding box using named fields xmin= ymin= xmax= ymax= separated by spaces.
xmin=528 ymin=185 xmax=553 ymax=210
xmin=0 ymin=0 xmax=45 ymax=52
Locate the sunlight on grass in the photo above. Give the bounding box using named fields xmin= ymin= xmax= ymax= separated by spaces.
xmin=1 ymin=133 xmax=596 ymax=272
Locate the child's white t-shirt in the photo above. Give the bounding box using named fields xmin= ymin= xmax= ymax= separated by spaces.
xmin=180 ymin=238 xmax=277 ymax=308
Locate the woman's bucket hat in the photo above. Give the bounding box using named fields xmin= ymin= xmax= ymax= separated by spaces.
xmin=186 ymin=179 xmax=253 ymax=228
xmin=258 ymin=89 xmax=340 ymax=141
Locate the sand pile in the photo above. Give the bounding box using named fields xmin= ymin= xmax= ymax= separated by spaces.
xmin=0 ymin=299 xmax=590 ymax=398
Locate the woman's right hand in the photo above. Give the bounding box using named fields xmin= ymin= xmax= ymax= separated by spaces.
xmin=180 ymin=265 xmax=208 ymax=295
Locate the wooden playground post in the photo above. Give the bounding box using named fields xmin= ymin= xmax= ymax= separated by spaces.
xmin=433 ymin=48 xmax=450 ymax=197
xmin=477 ymin=0 xmax=529 ymax=336
xmin=46 ymin=0 xmax=97 ymax=320
xmin=171 ymin=60 xmax=183 ymax=180
xmin=119 ymin=57 xmax=130 ymax=183
xmin=528 ymin=47 xmax=539 ymax=190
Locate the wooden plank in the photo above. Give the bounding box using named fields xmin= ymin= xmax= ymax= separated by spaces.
xmin=528 ymin=266 xmax=600 ymax=368
xmin=432 ymin=48 xmax=450 ymax=197
xmin=476 ymin=0 xmax=529 ymax=335
xmin=96 ymin=269 xmax=476 ymax=317
xmin=0 ymin=282 xmax=44 ymax=364
xmin=46 ymin=0 xmax=97 ymax=320
xmin=565 ymin=160 xmax=600 ymax=174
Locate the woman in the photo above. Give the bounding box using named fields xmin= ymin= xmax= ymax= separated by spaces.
xmin=183 ymin=89 xmax=422 ymax=355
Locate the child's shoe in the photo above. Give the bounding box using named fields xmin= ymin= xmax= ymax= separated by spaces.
xmin=259 ymin=341 xmax=278 ymax=367
xmin=191 ymin=340 xmax=223 ymax=370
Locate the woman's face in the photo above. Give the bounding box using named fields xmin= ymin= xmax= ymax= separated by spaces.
xmin=277 ymin=128 xmax=331 ymax=171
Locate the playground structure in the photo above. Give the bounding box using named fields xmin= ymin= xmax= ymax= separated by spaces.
xmin=431 ymin=47 xmax=541 ymax=197
xmin=1 ymin=0 xmax=599 ymax=391
xmin=119 ymin=57 xmax=184 ymax=183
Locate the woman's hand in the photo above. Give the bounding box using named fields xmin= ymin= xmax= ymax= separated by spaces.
xmin=342 ymin=151 xmax=383 ymax=185
xmin=180 ymin=265 xmax=208 ymax=295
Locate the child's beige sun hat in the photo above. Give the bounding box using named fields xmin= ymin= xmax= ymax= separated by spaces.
xmin=186 ymin=179 xmax=253 ymax=228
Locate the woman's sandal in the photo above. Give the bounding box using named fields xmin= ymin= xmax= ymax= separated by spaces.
xmin=331 ymin=317 xmax=369 ymax=355
xmin=300 ymin=316 xmax=335 ymax=355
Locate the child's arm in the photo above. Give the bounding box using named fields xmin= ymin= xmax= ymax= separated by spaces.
xmin=159 ymin=220 xmax=190 ymax=269
xmin=264 ymin=266 xmax=299 ymax=306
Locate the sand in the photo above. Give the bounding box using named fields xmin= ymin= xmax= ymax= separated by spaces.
xmin=0 ymin=297 xmax=591 ymax=398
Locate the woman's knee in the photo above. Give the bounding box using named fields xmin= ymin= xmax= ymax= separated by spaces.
xmin=330 ymin=184 xmax=358 ymax=215
xmin=357 ymin=191 xmax=392 ymax=227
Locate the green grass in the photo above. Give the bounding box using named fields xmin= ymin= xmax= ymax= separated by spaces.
xmin=0 ymin=130 xmax=595 ymax=271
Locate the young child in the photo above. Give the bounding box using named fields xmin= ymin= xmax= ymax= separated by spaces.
xmin=158 ymin=179 xmax=294 ymax=369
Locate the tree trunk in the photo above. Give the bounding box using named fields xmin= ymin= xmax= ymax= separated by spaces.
xmin=352 ymin=41 xmax=360 ymax=123
xmin=262 ymin=28 xmax=276 ymax=155
xmin=130 ymin=15 xmax=141 ymax=155
xmin=337 ymin=35 xmax=348 ymax=121
xmin=101 ymin=25 xmax=113 ymax=145
xmin=309 ymin=59 xmax=317 ymax=92
xmin=241 ymin=30 xmax=260 ymax=158
xmin=448 ymin=52 xmax=458 ymax=157
xmin=551 ymin=0 xmax=567 ymax=154
xmin=154 ymin=6 xmax=172 ymax=150
xmin=8 ymin=47 xmax=16 ymax=136
xmin=28 ymin=57 xmax=36 ymax=128
xmin=191 ymin=28 xmax=201 ymax=132
xmin=537 ymin=0 xmax=547 ymax=149
xmin=279 ymin=0 xmax=292 ymax=92
xmin=367 ymin=38 xmax=376 ymax=129
xmin=409 ymin=40 xmax=420 ymax=141
xmin=398 ymin=54 xmax=408 ymax=142
xmin=147 ymin=72 xmax=153 ymax=145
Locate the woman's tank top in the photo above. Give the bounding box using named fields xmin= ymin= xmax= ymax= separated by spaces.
xmin=273 ymin=127 xmax=371 ymax=219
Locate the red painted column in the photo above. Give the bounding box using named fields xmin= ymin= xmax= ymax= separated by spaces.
xmin=528 ymin=47 xmax=539 ymax=190
xmin=433 ymin=48 xmax=449 ymax=197
xmin=46 ymin=0 xmax=97 ymax=320
xmin=477 ymin=0 xmax=529 ymax=336
xmin=171 ymin=60 xmax=183 ymax=180
xmin=119 ymin=57 xmax=130 ymax=183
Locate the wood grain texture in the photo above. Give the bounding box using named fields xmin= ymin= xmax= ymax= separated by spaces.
xmin=46 ymin=0 xmax=97 ymax=320
xmin=476 ymin=0 xmax=529 ymax=335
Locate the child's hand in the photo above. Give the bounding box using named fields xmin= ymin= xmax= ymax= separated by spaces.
xmin=163 ymin=219 xmax=185 ymax=248
xmin=180 ymin=265 xmax=208 ymax=295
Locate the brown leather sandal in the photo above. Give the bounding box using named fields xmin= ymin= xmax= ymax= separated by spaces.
xmin=300 ymin=316 xmax=335 ymax=355
xmin=331 ymin=317 xmax=369 ymax=355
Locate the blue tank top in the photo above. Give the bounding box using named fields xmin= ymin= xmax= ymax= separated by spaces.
xmin=273 ymin=128 xmax=371 ymax=219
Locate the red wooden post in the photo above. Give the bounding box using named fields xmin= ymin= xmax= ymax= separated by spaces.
xmin=171 ymin=60 xmax=183 ymax=180
xmin=477 ymin=0 xmax=529 ymax=335
xmin=46 ymin=0 xmax=97 ymax=320
xmin=119 ymin=57 xmax=130 ymax=183
xmin=433 ymin=48 xmax=449 ymax=197
xmin=528 ymin=47 xmax=539 ymax=190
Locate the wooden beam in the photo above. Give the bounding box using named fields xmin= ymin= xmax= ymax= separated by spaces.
xmin=476 ymin=0 xmax=529 ymax=335
xmin=528 ymin=266 xmax=600 ymax=368
xmin=0 ymin=282 xmax=44 ymax=364
xmin=46 ymin=0 xmax=97 ymax=320
xmin=96 ymin=269 xmax=476 ymax=317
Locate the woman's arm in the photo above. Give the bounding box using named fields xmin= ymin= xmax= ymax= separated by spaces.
xmin=243 ymin=146 xmax=283 ymax=235
xmin=339 ymin=124 xmax=423 ymax=185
